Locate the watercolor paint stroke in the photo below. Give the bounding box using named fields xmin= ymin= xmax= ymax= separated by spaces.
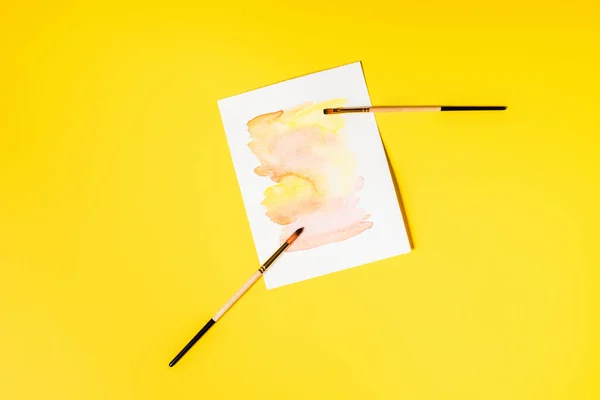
xmin=246 ymin=99 xmax=373 ymax=251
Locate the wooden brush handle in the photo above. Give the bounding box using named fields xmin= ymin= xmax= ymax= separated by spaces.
xmin=212 ymin=271 xmax=262 ymax=321
xmin=370 ymin=106 xmax=441 ymax=112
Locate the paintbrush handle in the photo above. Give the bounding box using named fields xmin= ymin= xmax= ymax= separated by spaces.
xmin=168 ymin=271 xmax=262 ymax=368
xmin=168 ymin=318 xmax=215 ymax=367
xmin=323 ymin=106 xmax=506 ymax=114
xmin=168 ymin=228 xmax=303 ymax=367
xmin=370 ymin=106 xmax=441 ymax=112
xmin=213 ymin=271 xmax=262 ymax=321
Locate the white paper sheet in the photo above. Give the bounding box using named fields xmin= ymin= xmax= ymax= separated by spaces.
xmin=218 ymin=62 xmax=411 ymax=289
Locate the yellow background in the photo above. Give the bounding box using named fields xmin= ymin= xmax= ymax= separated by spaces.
xmin=1 ymin=1 xmax=599 ymax=399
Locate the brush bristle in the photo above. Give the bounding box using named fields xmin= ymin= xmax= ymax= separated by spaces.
xmin=286 ymin=227 xmax=304 ymax=244
xmin=323 ymin=109 xmax=333 ymax=115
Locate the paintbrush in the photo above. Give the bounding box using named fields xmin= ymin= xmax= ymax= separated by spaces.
xmin=323 ymin=106 xmax=506 ymax=114
xmin=168 ymin=227 xmax=304 ymax=367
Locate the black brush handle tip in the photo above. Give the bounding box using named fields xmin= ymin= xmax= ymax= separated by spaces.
xmin=169 ymin=319 xmax=216 ymax=367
